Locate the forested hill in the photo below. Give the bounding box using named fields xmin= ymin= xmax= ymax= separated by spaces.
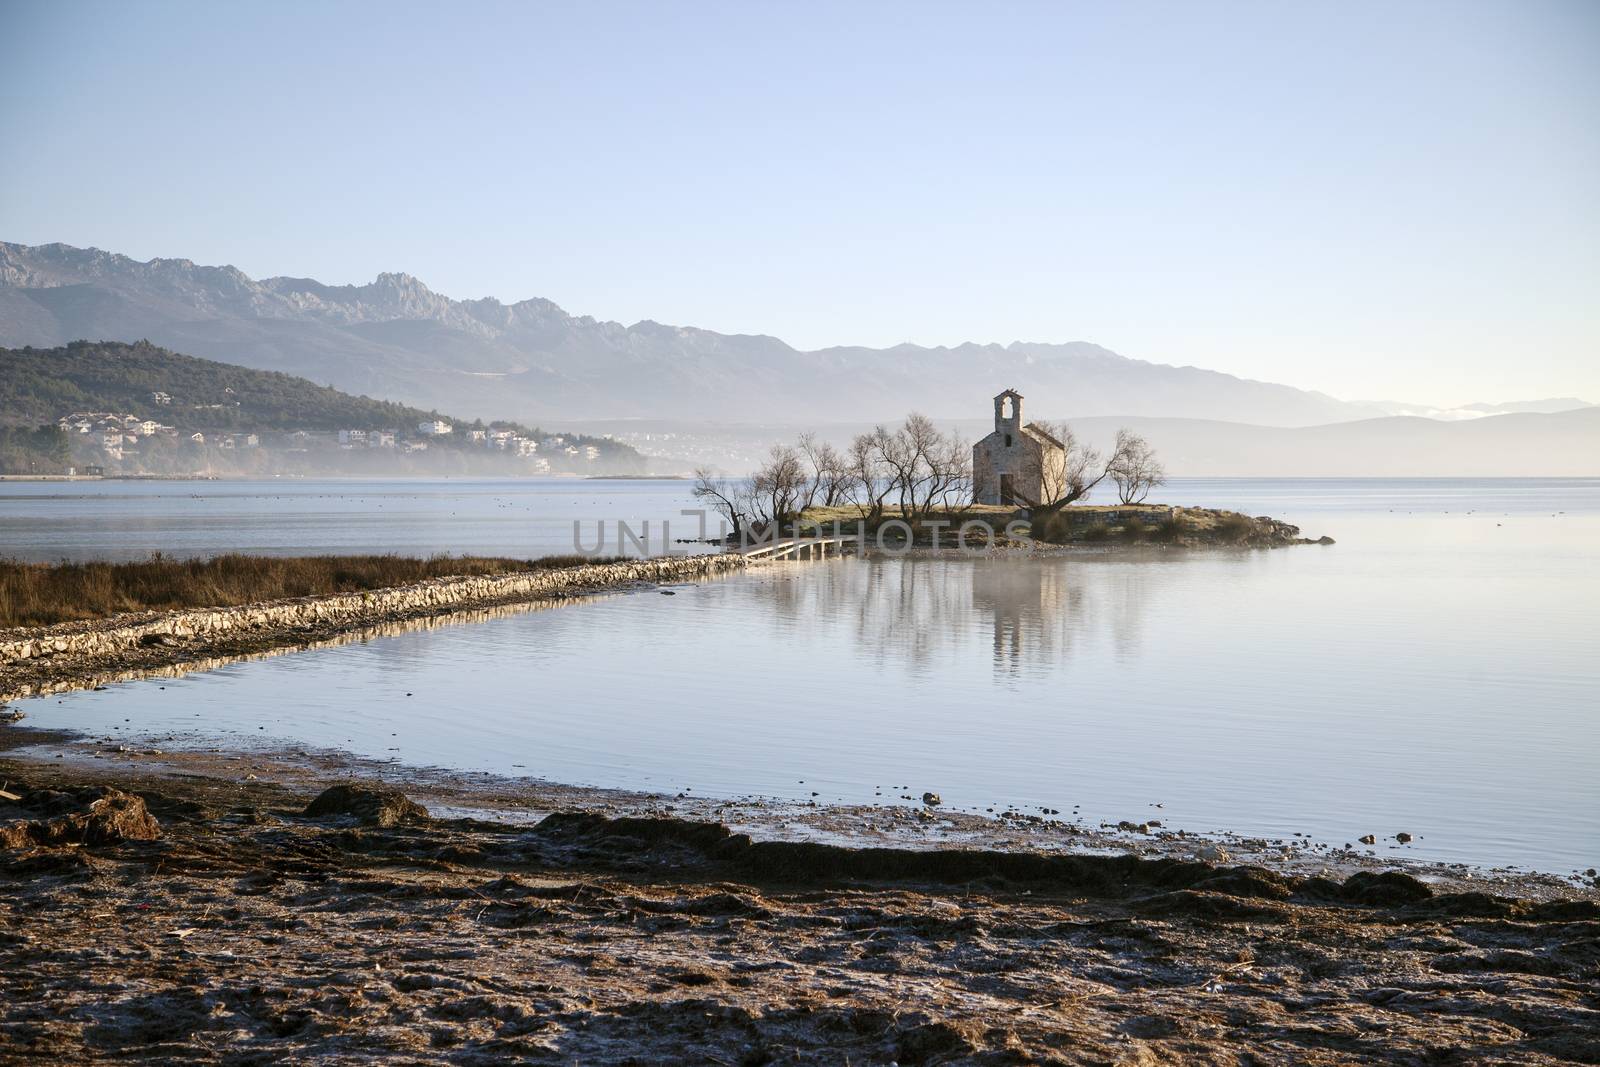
xmin=4 ymin=337 xmax=618 ymax=439
xmin=0 ymin=340 xmax=446 ymax=431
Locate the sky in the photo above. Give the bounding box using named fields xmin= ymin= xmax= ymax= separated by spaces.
xmin=1 ymin=0 xmax=1596 ymax=408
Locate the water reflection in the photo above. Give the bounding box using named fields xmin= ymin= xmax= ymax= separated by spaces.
xmin=754 ymin=554 xmax=1155 ymax=681
xmin=970 ymin=557 xmax=1089 ymax=676
xmin=16 ymin=483 xmax=1600 ymax=873
xmin=1 ymin=592 xmax=628 ymax=702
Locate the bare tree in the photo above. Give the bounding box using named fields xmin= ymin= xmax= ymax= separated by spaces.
xmin=793 ymin=434 xmax=823 ymax=514
xmin=744 ymin=416 xmax=971 ymax=535
xmin=829 ymin=455 xmax=859 ymax=507
xmin=752 ymin=444 xmax=809 ymax=528
xmin=1106 ymin=429 xmax=1165 ymax=504
xmin=692 ymin=467 xmax=753 ymax=539
xmin=818 ymin=440 xmax=856 ymax=508
xmin=848 ymin=426 xmax=901 ymax=525
xmin=883 ymin=415 xmax=930 ymax=520
xmin=931 ymin=429 xmax=974 ymax=516
xmin=899 ymin=414 xmax=971 ymax=522
xmin=847 ymin=414 xmax=974 ymax=524
xmin=795 ymin=433 xmax=855 ymax=510
xmin=1022 ymin=420 xmax=1106 ymax=515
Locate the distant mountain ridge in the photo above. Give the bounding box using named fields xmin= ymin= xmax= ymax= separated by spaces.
xmin=2 ymin=241 xmax=1397 ymax=427
xmin=989 ymin=408 xmax=1600 ymax=477
xmin=1366 ymin=397 xmax=1593 ymax=421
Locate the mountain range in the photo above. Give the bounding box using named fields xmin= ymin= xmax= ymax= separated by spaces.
xmin=989 ymin=410 xmax=1600 ymax=477
xmin=0 ymin=240 xmax=1472 ymax=428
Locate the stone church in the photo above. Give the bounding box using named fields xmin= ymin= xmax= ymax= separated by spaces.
xmin=972 ymin=389 xmax=1067 ymax=506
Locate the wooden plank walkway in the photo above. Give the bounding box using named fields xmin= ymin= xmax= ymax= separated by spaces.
xmin=740 ymin=534 xmax=861 ymax=560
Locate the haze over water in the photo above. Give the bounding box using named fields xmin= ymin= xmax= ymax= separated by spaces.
xmin=8 ymin=477 xmax=1598 ymax=875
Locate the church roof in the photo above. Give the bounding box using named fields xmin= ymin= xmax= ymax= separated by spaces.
xmin=1022 ymin=421 xmax=1065 ymax=450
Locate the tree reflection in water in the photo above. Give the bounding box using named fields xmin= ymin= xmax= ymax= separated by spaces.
xmin=751 ymin=554 xmax=1170 ymax=681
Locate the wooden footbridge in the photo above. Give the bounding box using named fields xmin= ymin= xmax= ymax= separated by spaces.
xmin=739 ymin=533 xmax=862 ymax=561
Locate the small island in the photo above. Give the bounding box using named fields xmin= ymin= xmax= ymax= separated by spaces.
xmin=793 ymin=502 xmax=1332 ymax=549
xmin=694 ymin=389 xmax=1333 ymax=551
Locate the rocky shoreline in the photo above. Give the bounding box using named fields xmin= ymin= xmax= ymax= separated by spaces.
xmin=1029 ymin=504 xmax=1334 ymax=548
xmin=0 ymin=554 xmax=750 ymax=703
xmin=1 ymin=737 xmax=1597 ymax=1064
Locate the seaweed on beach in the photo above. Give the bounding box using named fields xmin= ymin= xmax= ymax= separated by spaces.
xmin=1 ymin=761 xmax=1596 ymax=1065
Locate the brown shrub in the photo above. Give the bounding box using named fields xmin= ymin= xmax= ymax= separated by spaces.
xmin=1213 ymin=513 xmax=1256 ymax=543
xmin=1151 ymin=516 xmax=1191 ymax=542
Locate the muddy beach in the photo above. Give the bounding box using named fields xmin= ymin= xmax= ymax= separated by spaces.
xmin=2 ymin=730 xmax=1598 ymax=1065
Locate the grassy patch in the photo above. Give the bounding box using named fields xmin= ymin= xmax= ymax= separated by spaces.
xmin=0 ymin=553 xmax=625 ymax=628
xmin=1117 ymin=518 xmax=1150 ymax=543
xmin=796 ymin=504 xmax=1012 ymax=531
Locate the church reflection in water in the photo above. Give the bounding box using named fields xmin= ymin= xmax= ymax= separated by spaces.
xmin=970 ymin=558 xmax=1086 ymax=676
xmin=751 ymin=554 xmax=1152 ymax=681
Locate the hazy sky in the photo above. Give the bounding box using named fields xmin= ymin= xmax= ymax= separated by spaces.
xmin=2 ymin=1 xmax=1596 ymax=407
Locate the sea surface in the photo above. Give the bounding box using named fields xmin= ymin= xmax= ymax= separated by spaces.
xmin=0 ymin=477 xmax=703 ymax=562
xmin=6 ymin=477 xmax=1598 ymax=875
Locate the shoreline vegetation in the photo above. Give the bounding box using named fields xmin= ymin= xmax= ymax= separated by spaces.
xmin=788 ymin=503 xmax=1334 ymax=549
xmin=0 ymin=553 xmax=625 ymax=628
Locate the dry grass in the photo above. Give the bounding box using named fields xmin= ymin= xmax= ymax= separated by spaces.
xmin=0 ymin=553 xmax=623 ymax=628
xmin=796 ymin=504 xmax=1014 ymax=531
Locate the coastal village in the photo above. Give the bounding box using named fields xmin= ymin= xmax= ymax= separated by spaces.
xmin=47 ymin=394 xmax=612 ymax=476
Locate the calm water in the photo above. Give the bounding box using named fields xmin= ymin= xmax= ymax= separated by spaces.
xmin=9 ymin=478 xmax=1600 ymax=874
xmin=0 ymin=477 xmax=703 ymax=561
